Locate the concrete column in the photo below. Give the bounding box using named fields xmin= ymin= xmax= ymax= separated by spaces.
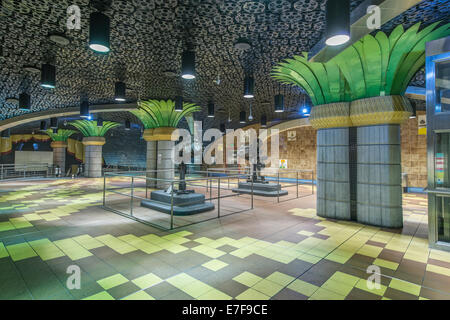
xmin=146 ymin=127 xmax=179 ymax=190
xmin=356 ymin=124 xmax=403 ymax=228
xmin=51 ymin=141 xmax=67 ymax=176
xmin=143 ymin=129 xmax=157 ymax=188
xmin=82 ymin=137 xmax=106 ymax=178
xmin=146 ymin=140 xmax=157 ymax=187
xmin=157 ymin=140 xmax=175 ymax=189
xmin=316 ymin=128 xmax=351 ymax=220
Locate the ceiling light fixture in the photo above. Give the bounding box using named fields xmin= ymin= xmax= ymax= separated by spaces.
xmin=125 ymin=119 xmax=131 ymax=131
xmin=234 ymin=38 xmax=252 ymax=51
xmin=114 ymin=81 xmax=126 ymax=102
xmin=40 ymin=121 xmax=47 ymax=131
xmin=49 ymin=34 xmax=70 ymax=47
xmin=240 ymin=111 xmax=246 ymax=124
xmin=89 ymin=12 xmax=111 ymax=53
xmin=244 ymin=76 xmax=254 ymax=99
xmin=208 ymin=102 xmax=215 ymax=118
xmin=175 ymin=96 xmax=183 ymax=112
xmin=181 ymin=51 xmax=196 ymax=80
xmin=261 ymin=115 xmax=267 ymax=127
xmin=23 ymin=65 xmax=41 ymax=74
xmin=50 ymin=117 xmax=58 ymax=129
xmin=80 ymin=101 xmax=90 ymax=118
xmin=40 ymin=63 xmax=56 ymax=89
xmin=274 ymin=94 xmax=285 ymax=113
xmin=5 ymin=97 xmax=19 ymax=105
xmin=325 ymin=0 xmax=350 ymax=46
xmin=97 ymin=116 xmax=103 ymax=127
xmin=19 ymin=93 xmax=31 ymax=110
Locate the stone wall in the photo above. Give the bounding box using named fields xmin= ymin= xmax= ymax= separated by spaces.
xmin=401 ymin=111 xmax=427 ymax=189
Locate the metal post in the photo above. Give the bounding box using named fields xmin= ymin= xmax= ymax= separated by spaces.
xmin=251 ymin=178 xmax=254 ymax=209
xmin=210 ymin=176 xmax=212 ymax=202
xmin=312 ymin=171 xmax=315 ymax=195
xmin=218 ymin=178 xmax=221 ymax=218
xmin=103 ymin=174 xmax=106 ymax=206
xmin=130 ymin=176 xmax=134 ymax=217
xmin=277 ymin=172 xmax=280 ymax=203
xmin=296 ymin=171 xmax=299 ymax=198
xmin=170 ymin=181 xmax=174 ymax=230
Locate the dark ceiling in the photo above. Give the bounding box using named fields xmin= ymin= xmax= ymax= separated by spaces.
xmin=0 ymin=0 xmax=448 ymax=130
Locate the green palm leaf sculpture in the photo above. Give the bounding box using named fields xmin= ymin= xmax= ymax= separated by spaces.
xmin=271 ymin=52 xmax=348 ymax=105
xmin=272 ymin=22 xmax=450 ymax=104
xmin=332 ymin=21 xmax=450 ymax=100
xmin=69 ymin=120 xmax=120 ymax=137
xmin=133 ymin=99 xmax=201 ymax=128
xmin=43 ymin=129 xmax=77 ymax=142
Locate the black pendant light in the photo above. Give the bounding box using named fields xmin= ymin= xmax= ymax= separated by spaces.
xmin=208 ymin=102 xmax=215 ymax=118
xmin=80 ymin=101 xmax=90 ymax=118
xmin=1 ymin=129 xmax=10 ymax=139
xmin=244 ymin=76 xmax=254 ymax=99
xmin=19 ymin=93 xmax=31 ymax=110
xmin=114 ymin=81 xmax=126 ymax=102
xmin=220 ymin=123 xmax=226 ymax=133
xmin=274 ymin=94 xmax=285 ymax=113
xmin=53 ymin=128 xmax=58 ymax=134
xmin=125 ymin=119 xmax=131 ymax=131
xmin=40 ymin=63 xmax=56 ymax=89
xmin=175 ymin=96 xmax=183 ymax=112
xmin=181 ymin=51 xmax=196 ymax=79
xmin=50 ymin=117 xmax=58 ymax=129
xmin=97 ymin=116 xmax=103 ymax=127
xmin=325 ymin=0 xmax=350 ymax=46
xmin=261 ymin=115 xmax=267 ymax=127
xmin=89 ymin=12 xmax=111 ymax=53
xmin=240 ymin=111 xmax=246 ymax=124
xmin=40 ymin=121 xmax=47 ymax=131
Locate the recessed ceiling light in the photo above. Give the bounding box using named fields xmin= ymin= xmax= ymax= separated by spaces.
xmin=5 ymin=97 xmax=19 ymax=105
xmin=49 ymin=34 xmax=70 ymax=46
xmin=163 ymin=70 xmax=177 ymax=77
xmin=234 ymin=38 xmax=252 ymax=51
xmin=23 ymin=65 xmax=41 ymax=74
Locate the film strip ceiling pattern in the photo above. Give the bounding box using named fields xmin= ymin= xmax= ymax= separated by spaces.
xmin=0 ymin=0 xmax=448 ymax=129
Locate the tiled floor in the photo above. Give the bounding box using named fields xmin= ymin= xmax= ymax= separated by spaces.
xmin=0 ymin=178 xmax=449 ymax=300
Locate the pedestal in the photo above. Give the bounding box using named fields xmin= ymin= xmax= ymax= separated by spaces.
xmin=82 ymin=137 xmax=105 ymax=178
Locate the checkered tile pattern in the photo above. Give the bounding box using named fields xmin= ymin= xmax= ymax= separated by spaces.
xmin=0 ymin=178 xmax=448 ymax=300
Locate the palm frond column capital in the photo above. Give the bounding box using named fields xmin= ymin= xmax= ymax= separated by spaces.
xmin=43 ymin=129 xmax=77 ymax=176
xmin=131 ymin=99 xmax=201 ymax=189
xmin=69 ymin=120 xmax=119 ymax=178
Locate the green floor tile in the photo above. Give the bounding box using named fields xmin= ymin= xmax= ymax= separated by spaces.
xmin=6 ymin=242 xmax=37 ymax=261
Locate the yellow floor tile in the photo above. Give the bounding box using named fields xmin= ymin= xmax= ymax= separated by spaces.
xmin=72 ymin=234 xmax=104 ymax=250
xmin=123 ymin=291 xmax=155 ymax=300
xmin=132 ymin=273 xmax=163 ymax=289
xmin=374 ymin=258 xmax=399 ymax=271
xmin=166 ymin=273 xmax=197 ymax=289
xmin=235 ymin=288 xmax=270 ymax=300
xmin=266 ymin=272 xmax=295 ymax=287
xmin=389 ymin=279 xmax=421 ymax=296
xmin=252 ymin=279 xmax=283 ymax=297
xmin=287 ymin=279 xmax=319 ymax=297
xmin=233 ymin=272 xmax=263 ymax=287
xmin=54 ymin=238 xmax=92 ymax=260
xmin=6 ymin=242 xmax=37 ymax=261
xmin=28 ymin=239 xmax=65 ymax=261
xmin=181 ymin=281 xmax=214 ymax=298
xmin=197 ymin=289 xmax=232 ymax=300
xmin=95 ymin=234 xmax=137 ymax=254
xmin=309 ymin=288 xmax=346 ymax=300
xmin=321 ymin=279 xmax=354 ymax=296
xmin=354 ymin=279 xmax=388 ymax=296
xmin=202 ymin=259 xmax=228 ymax=271
xmin=426 ymin=264 xmax=450 ymax=277
xmin=97 ymin=274 xmax=129 ymax=290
